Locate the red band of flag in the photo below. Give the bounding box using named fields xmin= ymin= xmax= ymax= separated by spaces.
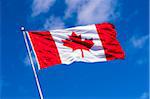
xmin=28 ymin=31 xmax=61 ymax=69
xmin=95 ymin=23 xmax=125 ymax=60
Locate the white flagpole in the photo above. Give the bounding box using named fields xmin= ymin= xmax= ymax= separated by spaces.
xmin=21 ymin=27 xmax=44 ymax=99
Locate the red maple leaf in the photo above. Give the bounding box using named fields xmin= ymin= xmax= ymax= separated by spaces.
xmin=62 ymin=32 xmax=94 ymax=58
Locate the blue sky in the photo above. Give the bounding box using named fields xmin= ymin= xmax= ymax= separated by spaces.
xmin=0 ymin=0 xmax=149 ymax=99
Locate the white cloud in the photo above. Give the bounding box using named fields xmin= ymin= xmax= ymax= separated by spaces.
xmin=44 ymin=16 xmax=65 ymax=30
xmin=64 ymin=0 xmax=87 ymax=18
xmin=31 ymin=0 xmax=119 ymax=29
xmin=32 ymin=0 xmax=56 ymax=16
xmin=77 ymin=0 xmax=116 ymax=24
xmin=65 ymin=0 xmax=118 ymax=25
xmin=130 ymin=35 xmax=149 ymax=48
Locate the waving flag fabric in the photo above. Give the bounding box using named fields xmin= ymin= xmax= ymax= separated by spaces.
xmin=26 ymin=23 xmax=125 ymax=69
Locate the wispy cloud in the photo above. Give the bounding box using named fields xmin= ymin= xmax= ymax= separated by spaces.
xmin=130 ymin=35 xmax=149 ymax=48
xmin=77 ymin=0 xmax=117 ymax=24
xmin=128 ymin=34 xmax=149 ymax=65
xmin=64 ymin=0 xmax=86 ymax=18
xmin=65 ymin=0 xmax=118 ymax=25
xmin=139 ymin=92 xmax=149 ymax=99
xmin=43 ymin=16 xmax=65 ymax=30
xmin=31 ymin=0 xmax=119 ymax=28
xmin=24 ymin=54 xmax=37 ymax=67
xmin=32 ymin=0 xmax=56 ymax=16
xmin=24 ymin=55 xmax=31 ymax=66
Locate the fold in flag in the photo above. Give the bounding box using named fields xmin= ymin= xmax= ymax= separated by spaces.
xmin=26 ymin=23 xmax=125 ymax=69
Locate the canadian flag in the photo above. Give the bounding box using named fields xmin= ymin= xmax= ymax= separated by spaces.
xmin=26 ymin=23 xmax=125 ymax=69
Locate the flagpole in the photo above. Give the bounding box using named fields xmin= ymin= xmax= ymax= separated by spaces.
xmin=21 ymin=27 xmax=44 ymax=99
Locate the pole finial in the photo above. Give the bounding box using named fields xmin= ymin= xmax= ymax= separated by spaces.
xmin=21 ymin=26 xmax=25 ymax=31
